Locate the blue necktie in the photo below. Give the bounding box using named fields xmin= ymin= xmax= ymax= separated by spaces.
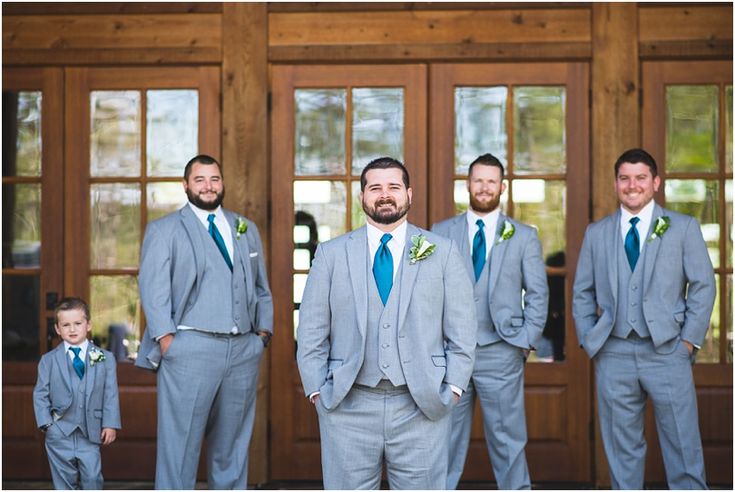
xmin=472 ymin=219 xmax=486 ymax=282
xmin=208 ymin=214 xmax=233 ymax=271
xmin=70 ymin=347 xmax=84 ymax=379
xmin=624 ymin=217 xmax=641 ymax=271
xmin=373 ymin=233 xmax=394 ymax=305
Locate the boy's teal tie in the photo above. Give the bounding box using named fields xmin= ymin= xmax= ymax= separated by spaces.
xmin=472 ymin=219 xmax=486 ymax=281
xmin=208 ymin=214 xmax=234 ymax=271
xmin=624 ymin=217 xmax=641 ymax=271
xmin=70 ymin=347 xmax=85 ymax=379
xmin=373 ymin=233 xmax=394 ymax=305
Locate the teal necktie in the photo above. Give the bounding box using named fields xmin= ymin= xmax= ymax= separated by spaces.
xmin=70 ymin=347 xmax=84 ymax=379
xmin=208 ymin=214 xmax=233 ymax=271
xmin=373 ymin=233 xmax=394 ymax=305
xmin=472 ymin=219 xmax=486 ymax=281
xmin=624 ymin=217 xmax=641 ymax=271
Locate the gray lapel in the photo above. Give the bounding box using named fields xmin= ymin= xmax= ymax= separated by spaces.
xmin=397 ymin=223 xmax=422 ymax=332
xmin=225 ymin=210 xmax=256 ymax=303
xmin=451 ymin=214 xmax=473 ymax=278
xmin=179 ymin=206 xmax=206 ymax=281
xmin=642 ymin=203 xmax=665 ymax=293
xmin=347 ymin=227 xmax=369 ymax=339
xmin=607 ymin=211 xmax=622 ymax=300
xmin=85 ymin=343 xmax=97 ymax=405
xmin=487 ymin=215 xmax=509 ymax=293
xmin=53 ymin=344 xmax=72 ymax=394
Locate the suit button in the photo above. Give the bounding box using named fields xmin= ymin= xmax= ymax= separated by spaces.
xmin=382 ymin=363 xmax=389 ymax=368
xmin=630 ymin=319 xmax=637 ymax=323
xmin=382 ymin=343 xmax=389 ymax=349
xmin=383 ymin=324 xmax=390 ymax=329
xmin=632 ymin=285 xmax=638 ymax=291
xmin=631 ymin=302 xmax=637 ymax=307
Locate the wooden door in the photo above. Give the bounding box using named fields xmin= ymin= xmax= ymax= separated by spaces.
xmin=270 ymin=64 xmax=427 ymax=480
xmin=429 ymin=62 xmax=592 ymax=482
xmin=642 ymin=60 xmax=733 ymax=486
xmin=63 ymin=66 xmax=220 ymax=479
xmin=2 ymin=67 xmax=64 ymax=479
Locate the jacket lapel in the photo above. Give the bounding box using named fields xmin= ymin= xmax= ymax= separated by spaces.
xmin=85 ymin=343 xmax=97 ymax=405
xmin=452 ymin=214 xmax=474 ymax=278
xmin=347 ymin=227 xmax=369 ymax=339
xmin=487 ymin=214 xmax=509 ymax=294
xmin=179 ymin=205 xmax=206 ymax=281
xmin=54 ymin=344 xmax=72 ymax=394
xmin=397 ymin=224 xmax=421 ymax=331
xmin=607 ymin=211 xmax=621 ymax=300
xmin=225 ymin=210 xmax=256 ymax=305
xmin=642 ymin=203 xmax=665 ymax=294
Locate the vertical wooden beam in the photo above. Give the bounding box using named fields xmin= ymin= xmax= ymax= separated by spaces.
xmin=222 ymin=3 xmax=270 ymax=485
xmin=590 ymin=3 xmax=640 ymax=486
xmin=591 ymin=3 xmax=640 ymax=221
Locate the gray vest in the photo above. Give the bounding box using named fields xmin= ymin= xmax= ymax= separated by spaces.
xmin=474 ymin=260 xmax=500 ymax=346
xmin=57 ymin=353 xmax=87 ymax=438
xmin=612 ymin=242 xmax=650 ymax=339
xmin=355 ymin=261 xmax=407 ymax=387
xmin=179 ymin=222 xmax=251 ymax=333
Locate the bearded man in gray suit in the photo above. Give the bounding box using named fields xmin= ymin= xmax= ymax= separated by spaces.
xmin=297 ymin=157 xmax=476 ymax=489
xmin=432 ymin=153 xmax=549 ymax=490
xmin=136 ymin=154 xmax=273 ymax=489
xmin=573 ymin=148 xmax=715 ymax=489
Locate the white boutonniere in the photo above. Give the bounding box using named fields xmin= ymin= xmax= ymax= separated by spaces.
xmin=496 ymin=220 xmax=515 ymax=245
xmin=647 ymin=216 xmax=670 ymax=243
xmin=89 ymin=348 xmax=106 ymax=366
xmin=409 ymin=234 xmax=436 ymax=264
xmin=235 ymin=218 xmax=248 ymax=239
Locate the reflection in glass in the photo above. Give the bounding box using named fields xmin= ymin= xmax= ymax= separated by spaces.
xmin=351 ymin=181 xmax=367 ymax=230
xmin=147 ymin=90 xmax=198 ymax=177
xmin=91 ymin=91 xmax=141 ymax=177
xmin=293 ymin=273 xmax=308 ymax=304
xmin=666 ymin=85 xmax=718 ymax=172
xmin=295 ymin=89 xmax=346 ymax=176
xmin=2 ymin=183 xmax=41 ymax=268
xmin=2 ymin=91 xmax=42 ymax=177
xmin=147 ymin=182 xmax=187 ymax=223
xmin=294 ymin=211 xmax=319 ymax=269
xmin=514 ymin=87 xmax=566 ymax=174
xmin=294 ymin=181 xmax=346 ymax=243
xmin=530 ymin=272 xmax=565 ymax=363
xmin=727 ymin=86 xmax=733 ymax=173
xmin=665 ymin=180 xmax=719 ymax=268
xmin=2 ymin=274 xmax=40 ymax=361
xmin=91 ymin=184 xmax=141 ymax=269
xmin=453 ymin=179 xmax=508 ymax=216
xmin=455 ymin=87 xmax=507 ymax=175
xmin=513 ymin=179 xmax=566 ymax=257
xmin=352 ymin=88 xmax=404 ymax=176
xmin=727 ymin=180 xmax=733 ymax=269
xmin=90 ymin=275 xmax=139 ymax=363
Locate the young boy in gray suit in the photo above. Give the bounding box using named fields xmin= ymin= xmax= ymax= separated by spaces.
xmin=33 ymin=297 xmax=121 ymax=489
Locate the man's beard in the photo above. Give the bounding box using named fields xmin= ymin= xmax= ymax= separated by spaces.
xmin=187 ymin=187 xmax=225 ymax=211
xmin=469 ymin=192 xmax=500 ymax=214
xmin=363 ymin=197 xmax=410 ymax=225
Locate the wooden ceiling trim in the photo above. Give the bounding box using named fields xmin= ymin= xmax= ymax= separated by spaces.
xmin=638 ymin=5 xmax=732 ymax=43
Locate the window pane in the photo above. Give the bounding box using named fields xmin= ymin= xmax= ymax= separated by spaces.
xmin=351 ymin=181 xmax=367 ymax=230
xmin=454 ymin=87 xmax=507 ymax=175
xmin=453 ymin=179 xmax=508 ymax=216
xmin=2 ymin=274 xmax=40 ymax=361
xmin=727 ymin=180 xmax=733 ymax=269
xmin=513 ymin=87 xmax=566 ymax=174
xmin=147 ymin=90 xmax=198 ymax=177
xmin=2 ymin=91 xmax=42 ymax=177
xmin=147 ymin=182 xmax=187 ymax=223
xmin=352 ymin=88 xmax=404 ymax=176
xmin=665 ymin=179 xmax=719 ymax=268
xmin=295 ymin=89 xmax=346 ymax=176
xmin=293 ymin=273 xmax=308 ymax=304
xmin=513 ymin=179 xmax=566 ymax=259
xmin=294 ymin=181 xmax=346 ymax=243
xmin=727 ymin=274 xmax=733 ymax=364
xmin=90 ymin=91 xmax=141 ymax=177
xmin=665 ymin=85 xmax=718 ymax=173
xmin=727 ymin=86 xmax=733 ymax=173
xmin=2 ymin=183 xmax=41 ymax=268
xmin=698 ymin=274 xmax=721 ymax=363
xmin=529 ymin=272 xmax=566 ymax=363
xmin=90 ymin=275 xmax=139 ymax=363
xmin=91 ymin=184 xmax=141 ymax=269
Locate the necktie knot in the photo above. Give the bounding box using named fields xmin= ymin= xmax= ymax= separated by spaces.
xmin=208 ymin=213 xmax=216 ymax=224
xmin=70 ymin=347 xmax=81 ymax=357
xmin=380 ymin=233 xmax=392 ymax=246
xmin=629 ymin=217 xmax=640 ymax=227
xmin=476 ymin=219 xmax=485 ymax=230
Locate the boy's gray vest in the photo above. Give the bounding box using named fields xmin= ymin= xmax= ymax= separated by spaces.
xmin=356 ymin=260 xmax=407 ymax=387
xmin=612 ymin=243 xmax=650 ymax=339
xmin=179 ymin=222 xmax=251 ymax=333
xmin=57 ymin=354 xmax=88 ymax=438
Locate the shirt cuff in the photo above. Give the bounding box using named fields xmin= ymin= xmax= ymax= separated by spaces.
xmin=449 ymin=384 xmax=462 ymax=397
xmin=308 ymin=391 xmax=320 ymax=401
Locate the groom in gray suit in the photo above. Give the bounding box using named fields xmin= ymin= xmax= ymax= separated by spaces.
xmin=136 ymin=154 xmax=273 ymax=489
xmin=433 ymin=153 xmax=548 ymax=489
xmin=297 ymin=157 xmax=476 ymax=489
xmin=573 ymin=148 xmax=715 ymax=489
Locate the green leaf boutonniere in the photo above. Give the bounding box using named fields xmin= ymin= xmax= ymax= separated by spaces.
xmin=235 ymin=218 xmax=248 ymax=239
xmin=496 ymin=220 xmax=515 ymax=245
xmin=647 ymin=216 xmax=671 ymax=243
xmin=409 ymin=234 xmax=436 ymax=264
xmin=89 ymin=348 xmax=106 ymax=366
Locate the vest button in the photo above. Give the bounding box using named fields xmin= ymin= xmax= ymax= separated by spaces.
xmin=382 ymin=363 xmax=389 ymax=368
xmin=382 ymin=343 xmax=389 ymax=349
xmin=383 ymin=324 xmax=390 ymax=329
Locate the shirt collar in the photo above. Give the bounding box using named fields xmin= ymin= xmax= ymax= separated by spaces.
xmin=620 ymin=199 xmax=655 ymax=227
xmin=64 ymin=339 xmax=89 ymax=358
xmin=467 ymin=208 xmax=501 ymax=233
xmin=188 ymin=202 xmax=224 ymax=224
xmin=366 ymin=220 xmax=408 ymax=249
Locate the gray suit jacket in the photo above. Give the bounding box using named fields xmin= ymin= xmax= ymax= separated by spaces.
xmin=135 ymin=205 xmax=273 ymax=370
xmin=432 ymin=213 xmax=549 ymax=349
xmin=33 ymin=343 xmax=121 ymax=444
xmin=573 ymin=203 xmax=716 ymax=358
xmin=296 ymin=223 xmax=477 ymax=421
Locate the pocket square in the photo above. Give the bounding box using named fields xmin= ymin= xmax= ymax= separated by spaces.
xmin=249 ymin=252 xmax=258 ymax=258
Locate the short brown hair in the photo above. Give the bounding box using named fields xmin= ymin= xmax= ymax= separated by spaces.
xmin=55 ymin=297 xmax=91 ymax=323
xmin=184 ymin=154 xmax=223 ymax=181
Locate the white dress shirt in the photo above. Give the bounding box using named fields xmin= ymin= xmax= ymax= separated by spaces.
xmin=619 ymin=199 xmax=655 ymax=252
xmin=467 ymin=208 xmax=500 ymax=258
xmin=64 ymin=339 xmax=89 ymax=363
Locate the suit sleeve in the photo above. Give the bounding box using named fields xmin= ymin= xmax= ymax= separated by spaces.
xmin=521 ymin=229 xmax=549 ymax=350
xmin=32 ymin=357 xmax=53 ymax=428
xmin=296 ymin=244 xmax=333 ymax=397
xmin=442 ymin=240 xmax=477 ymax=391
xmin=572 ymin=226 xmax=598 ymax=348
xmin=249 ymin=222 xmax=274 ymax=334
xmin=101 ymin=354 xmax=122 ymax=430
xmin=680 ymin=217 xmax=716 ymax=346
xmin=138 ymin=222 xmax=177 ymax=340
